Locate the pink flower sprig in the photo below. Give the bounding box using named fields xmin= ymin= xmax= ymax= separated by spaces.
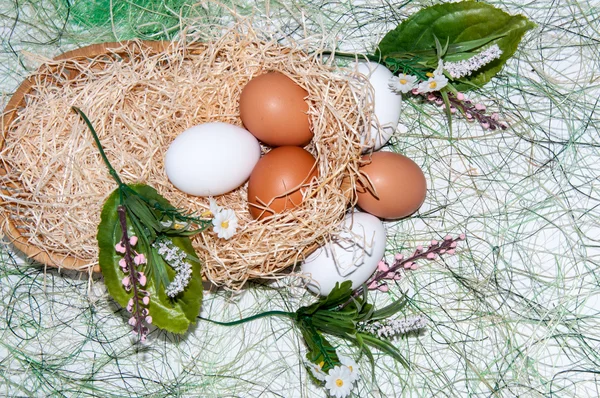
xmin=416 ymin=89 xmax=508 ymax=131
xmin=116 ymin=205 xmax=152 ymax=342
xmin=362 ymin=234 xmax=465 ymax=295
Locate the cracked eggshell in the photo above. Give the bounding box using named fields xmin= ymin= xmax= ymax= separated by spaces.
xmin=165 ymin=122 xmax=261 ymax=196
xmin=301 ymin=212 xmax=386 ymax=296
xmin=354 ymin=61 xmax=405 ymax=151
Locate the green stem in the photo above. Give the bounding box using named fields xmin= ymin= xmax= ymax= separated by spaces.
xmin=72 ymin=106 xmax=125 ymax=188
xmin=198 ymin=310 xmax=296 ymax=327
xmin=317 ymin=50 xmax=381 ymax=63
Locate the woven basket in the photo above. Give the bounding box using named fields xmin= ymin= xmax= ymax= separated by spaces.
xmin=0 ymin=36 xmax=368 ymax=287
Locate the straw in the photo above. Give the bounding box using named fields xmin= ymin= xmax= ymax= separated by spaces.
xmin=0 ymin=22 xmax=372 ymax=289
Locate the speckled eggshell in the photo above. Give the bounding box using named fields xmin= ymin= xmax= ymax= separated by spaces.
xmin=301 ymin=212 xmax=386 ymax=296
xmin=239 ymin=72 xmax=313 ymax=147
xmin=356 ymin=151 xmax=426 ymax=219
xmin=247 ymin=146 xmax=318 ymax=220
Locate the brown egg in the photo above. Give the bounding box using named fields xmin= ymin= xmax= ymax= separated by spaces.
xmin=248 ymin=146 xmax=319 ymax=220
xmin=239 ymin=72 xmax=313 ymax=147
xmin=356 ymin=152 xmax=426 ymax=219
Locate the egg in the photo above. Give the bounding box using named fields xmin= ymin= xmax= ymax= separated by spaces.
xmin=354 ymin=62 xmax=406 ymax=151
xmin=239 ymin=71 xmax=313 ymax=147
xmin=301 ymin=212 xmax=386 ymax=296
xmin=165 ymin=122 xmax=261 ymax=196
xmin=356 ymin=151 xmax=426 ymax=219
xmin=247 ymin=146 xmax=318 ymax=220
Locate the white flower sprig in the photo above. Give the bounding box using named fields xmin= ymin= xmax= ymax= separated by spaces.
xmin=360 ymin=315 xmax=427 ymax=339
xmin=153 ymin=238 xmax=192 ymax=298
xmin=444 ymin=44 xmax=503 ymax=79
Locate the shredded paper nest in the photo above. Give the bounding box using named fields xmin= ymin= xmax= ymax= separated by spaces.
xmin=0 ymin=24 xmax=372 ymax=288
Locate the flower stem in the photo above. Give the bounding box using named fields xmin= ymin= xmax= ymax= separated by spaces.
xmin=198 ymin=310 xmax=296 ymax=326
xmin=339 ymin=235 xmax=465 ymax=309
xmin=72 ymin=106 xmax=125 ymax=188
xmin=317 ymin=50 xmax=381 ymax=63
xmin=118 ymin=205 xmax=148 ymax=340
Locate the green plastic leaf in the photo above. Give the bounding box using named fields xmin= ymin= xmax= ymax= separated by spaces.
xmin=376 ymin=1 xmax=535 ymax=90
xmin=124 ymin=194 xmax=162 ymax=238
xmin=98 ymin=184 xmax=203 ymax=334
xmin=297 ymin=281 xmax=354 ymax=316
xmin=369 ymin=297 xmax=408 ymax=322
xmin=312 ymin=312 xmax=356 ymax=337
xmin=299 ymin=320 xmax=341 ymax=373
xmin=358 ymin=332 xmax=410 ymax=369
xmin=349 ymin=333 xmax=376 ymax=381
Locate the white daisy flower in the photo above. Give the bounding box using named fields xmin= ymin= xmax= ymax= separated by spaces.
xmin=212 ymin=208 xmax=238 ymax=240
xmin=388 ymin=73 xmax=418 ymax=94
xmin=307 ymin=361 xmax=327 ymax=381
xmin=417 ymin=73 xmax=448 ymax=93
xmin=160 ymin=220 xmax=173 ymax=228
xmin=434 ymin=58 xmax=444 ymax=76
xmin=339 ymin=356 xmax=360 ymax=383
xmin=325 ymin=365 xmax=353 ymax=398
xmin=208 ymin=197 xmax=222 ymax=216
xmin=417 ymin=59 xmax=449 ymax=93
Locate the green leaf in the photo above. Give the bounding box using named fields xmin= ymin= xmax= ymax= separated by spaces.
xmin=376 ymin=1 xmax=535 ymax=90
xmin=350 ymin=333 xmax=376 ymax=381
xmin=358 ymin=332 xmax=410 ymax=369
xmin=297 ymin=281 xmax=354 ymax=316
xmin=299 ymin=320 xmax=341 ymax=373
xmin=312 ymin=312 xmax=356 ymax=337
xmin=124 ymin=194 xmax=161 ymax=238
xmin=98 ymin=184 xmax=203 ymax=334
xmin=369 ymin=297 xmax=408 ymax=322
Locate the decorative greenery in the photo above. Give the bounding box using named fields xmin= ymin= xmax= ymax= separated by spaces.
xmin=1 ymin=0 xmax=597 ymax=397
xmin=73 ymin=107 xmax=209 ymax=336
xmin=376 ymin=1 xmax=536 ymax=90
xmin=64 ymin=0 xmax=199 ymax=40
xmin=98 ymin=184 xmax=204 ymax=334
xmin=295 ymin=280 xmax=410 ymax=373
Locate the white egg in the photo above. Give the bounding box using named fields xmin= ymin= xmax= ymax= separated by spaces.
xmin=301 ymin=212 xmax=386 ymax=296
xmin=165 ymin=122 xmax=261 ymax=196
xmin=354 ymin=61 xmax=405 ymax=151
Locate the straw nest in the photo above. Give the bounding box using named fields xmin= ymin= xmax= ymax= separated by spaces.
xmin=0 ymin=25 xmax=372 ymax=289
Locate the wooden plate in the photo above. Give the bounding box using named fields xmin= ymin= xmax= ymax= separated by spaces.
xmin=0 ymin=41 xmax=169 ymax=272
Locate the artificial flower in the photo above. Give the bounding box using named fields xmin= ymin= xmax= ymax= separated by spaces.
xmin=307 ymin=361 xmax=327 ymax=382
xmin=154 ymin=238 xmax=193 ymax=298
xmin=360 ymin=315 xmax=427 ymax=339
xmin=115 ymin=242 xmax=126 ymax=253
xmin=388 ymin=73 xmax=418 ymax=93
xmin=160 ymin=220 xmax=173 ymax=228
xmin=444 ymin=44 xmax=503 ymax=79
xmin=339 ymin=356 xmax=360 ymax=383
xmin=325 ymin=365 xmax=353 ymax=398
xmin=209 ymin=197 xmax=222 ymax=217
xmin=212 ymin=208 xmax=238 ymax=239
xmin=417 ymin=59 xmax=448 ymax=93
xmin=434 ymin=58 xmax=444 ymax=75
xmin=417 ymin=73 xmax=448 ymax=93
xmin=134 ymin=253 xmax=147 ymax=265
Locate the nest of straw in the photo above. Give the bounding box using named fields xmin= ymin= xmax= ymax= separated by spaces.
xmin=0 ymin=26 xmax=371 ymax=289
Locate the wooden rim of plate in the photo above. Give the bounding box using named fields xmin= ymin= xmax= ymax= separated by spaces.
xmin=0 ymin=40 xmax=171 ymax=273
